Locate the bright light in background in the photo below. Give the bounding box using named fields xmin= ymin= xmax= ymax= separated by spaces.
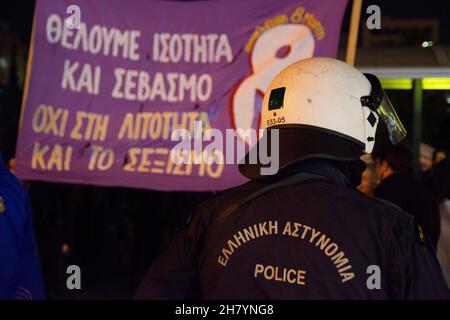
xmin=446 ymin=96 xmax=450 ymax=104
xmin=381 ymin=78 xmax=450 ymax=90
xmin=421 ymin=41 xmax=434 ymax=48
xmin=0 ymin=57 xmax=8 ymax=69
xmin=381 ymin=78 xmax=413 ymax=90
xmin=422 ymin=78 xmax=450 ymax=90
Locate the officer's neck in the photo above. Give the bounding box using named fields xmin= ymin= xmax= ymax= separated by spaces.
xmin=283 ymin=158 xmax=365 ymax=187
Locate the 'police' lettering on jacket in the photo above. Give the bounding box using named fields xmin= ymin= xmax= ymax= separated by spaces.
xmin=217 ymin=220 xmax=355 ymax=283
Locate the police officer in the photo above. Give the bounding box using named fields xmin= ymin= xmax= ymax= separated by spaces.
xmin=135 ymin=58 xmax=450 ymax=299
xmin=0 ymin=155 xmax=45 ymax=300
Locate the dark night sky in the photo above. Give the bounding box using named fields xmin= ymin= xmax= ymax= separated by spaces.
xmin=1 ymin=0 xmax=450 ymax=45
xmin=359 ymin=0 xmax=450 ymax=44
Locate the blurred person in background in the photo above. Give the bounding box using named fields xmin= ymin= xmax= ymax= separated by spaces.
xmin=373 ymin=145 xmax=440 ymax=249
xmin=357 ymin=154 xmax=377 ymax=195
xmin=0 ymin=153 xmax=45 ymax=300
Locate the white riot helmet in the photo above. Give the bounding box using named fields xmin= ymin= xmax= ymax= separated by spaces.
xmin=239 ymin=57 xmax=406 ymax=179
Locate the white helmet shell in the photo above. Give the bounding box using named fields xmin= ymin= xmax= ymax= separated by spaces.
xmin=261 ymin=57 xmax=379 ymax=153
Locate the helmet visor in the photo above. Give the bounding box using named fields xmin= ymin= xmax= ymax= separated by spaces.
xmin=378 ymin=93 xmax=407 ymax=145
xmin=363 ymin=74 xmax=407 ymax=145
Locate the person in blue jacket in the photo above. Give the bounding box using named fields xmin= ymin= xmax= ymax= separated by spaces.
xmin=0 ymin=154 xmax=45 ymax=300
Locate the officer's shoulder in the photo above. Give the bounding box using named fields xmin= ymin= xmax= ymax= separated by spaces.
xmin=184 ymin=180 xmax=258 ymax=229
xmin=202 ymin=179 xmax=260 ymax=209
xmin=191 ymin=179 xmax=265 ymax=223
xmin=351 ymin=187 xmax=413 ymax=222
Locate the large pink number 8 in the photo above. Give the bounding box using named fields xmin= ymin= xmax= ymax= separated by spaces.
xmin=230 ymin=24 xmax=315 ymax=144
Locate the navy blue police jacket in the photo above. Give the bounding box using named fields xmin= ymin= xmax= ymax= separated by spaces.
xmin=135 ymin=160 xmax=450 ymax=299
xmin=0 ymin=155 xmax=45 ymax=300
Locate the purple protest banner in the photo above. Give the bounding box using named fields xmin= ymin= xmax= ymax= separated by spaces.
xmin=15 ymin=0 xmax=348 ymax=191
